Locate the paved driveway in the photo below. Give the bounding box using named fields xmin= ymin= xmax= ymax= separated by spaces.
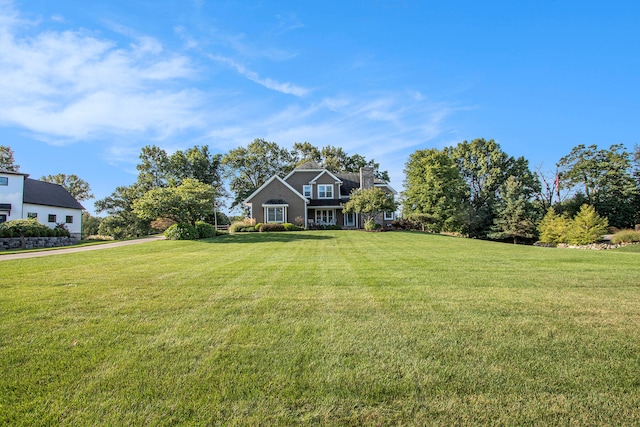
xmin=0 ymin=235 xmax=165 ymax=261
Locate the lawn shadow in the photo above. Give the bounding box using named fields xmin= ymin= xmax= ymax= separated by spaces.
xmin=197 ymin=232 xmax=335 ymax=244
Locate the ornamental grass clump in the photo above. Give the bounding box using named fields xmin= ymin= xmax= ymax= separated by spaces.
xmin=611 ymin=229 xmax=640 ymax=244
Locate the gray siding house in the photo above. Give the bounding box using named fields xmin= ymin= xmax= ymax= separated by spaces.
xmin=243 ymin=162 xmax=396 ymax=229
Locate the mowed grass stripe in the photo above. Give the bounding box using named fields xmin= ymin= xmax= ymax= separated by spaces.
xmin=1 ymin=230 xmax=639 ymax=425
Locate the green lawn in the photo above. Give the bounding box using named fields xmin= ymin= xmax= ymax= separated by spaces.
xmin=1 ymin=231 xmax=639 ymax=426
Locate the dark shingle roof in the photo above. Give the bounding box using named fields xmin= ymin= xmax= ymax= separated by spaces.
xmin=307 ymin=199 xmax=343 ymax=207
xmin=264 ymin=199 xmax=289 ymax=205
xmin=23 ymin=179 xmax=85 ymax=210
xmin=335 ymin=173 xmax=360 ymax=196
xmin=296 ymin=161 xmax=323 ymax=169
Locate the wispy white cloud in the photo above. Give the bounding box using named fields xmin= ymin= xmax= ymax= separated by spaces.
xmin=207 ymin=53 xmax=310 ymax=97
xmin=0 ymin=3 xmax=204 ymax=144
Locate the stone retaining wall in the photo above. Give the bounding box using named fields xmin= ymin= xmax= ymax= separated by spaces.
xmin=0 ymin=236 xmax=79 ymax=250
xmin=535 ymin=241 xmax=639 ymax=250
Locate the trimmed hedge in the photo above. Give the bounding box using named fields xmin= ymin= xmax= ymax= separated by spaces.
xmin=259 ymin=223 xmax=286 ymax=232
xmin=0 ymin=218 xmax=70 ymax=238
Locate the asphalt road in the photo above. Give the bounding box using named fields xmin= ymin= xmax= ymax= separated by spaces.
xmin=0 ymin=235 xmax=165 ymax=261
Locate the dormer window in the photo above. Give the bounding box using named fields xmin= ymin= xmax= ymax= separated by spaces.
xmin=318 ymin=184 xmax=333 ymax=199
xmin=303 ymin=185 xmax=312 ymax=198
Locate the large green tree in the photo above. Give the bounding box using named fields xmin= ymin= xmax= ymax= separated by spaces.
xmin=558 ymin=144 xmax=639 ymax=228
xmin=133 ymin=178 xmax=216 ymax=225
xmin=222 ymin=139 xmax=296 ymax=208
xmin=342 ymin=187 xmax=397 ymax=225
xmin=402 ymin=148 xmax=467 ymax=233
xmin=40 ymin=174 xmax=94 ymax=201
xmin=96 ymin=144 xmax=223 ymax=239
xmin=95 ymin=184 xmax=151 ymax=238
xmin=448 ymin=138 xmax=538 ymax=238
xmin=0 ymin=145 xmax=19 ymax=171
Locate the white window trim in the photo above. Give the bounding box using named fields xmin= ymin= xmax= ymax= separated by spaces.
xmin=303 ymin=185 xmax=312 ymax=198
xmin=384 ymin=211 xmax=395 ymax=220
xmin=315 ymin=209 xmax=335 ymax=225
xmin=344 ymin=211 xmax=356 ymax=227
xmin=318 ymin=184 xmax=334 ymax=199
xmin=264 ymin=205 xmax=287 ymax=223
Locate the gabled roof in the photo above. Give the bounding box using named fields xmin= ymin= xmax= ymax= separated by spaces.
xmin=23 ymin=179 xmax=85 ymax=210
xmin=310 ymin=170 xmax=343 ymax=184
xmin=283 ymin=163 xmax=325 ymax=180
xmin=243 ymin=175 xmax=308 ymax=204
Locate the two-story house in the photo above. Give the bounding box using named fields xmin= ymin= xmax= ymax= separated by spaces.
xmin=243 ymin=161 xmax=396 ymax=229
xmin=0 ymin=170 xmax=85 ymax=238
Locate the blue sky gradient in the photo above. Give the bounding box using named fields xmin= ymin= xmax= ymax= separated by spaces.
xmin=1 ymin=0 xmax=638 ymax=214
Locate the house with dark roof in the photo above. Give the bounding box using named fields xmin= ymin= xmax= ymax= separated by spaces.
xmin=0 ymin=170 xmax=85 ymax=238
xmin=243 ymin=161 xmax=396 ymax=229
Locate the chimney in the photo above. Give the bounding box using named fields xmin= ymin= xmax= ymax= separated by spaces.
xmin=359 ymin=167 xmax=374 ymax=190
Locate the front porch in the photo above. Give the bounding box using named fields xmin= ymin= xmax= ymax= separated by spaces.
xmin=306 ymin=207 xmax=359 ymax=229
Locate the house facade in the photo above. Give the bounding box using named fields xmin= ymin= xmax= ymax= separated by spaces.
xmin=243 ymin=162 xmax=396 ymax=229
xmin=0 ymin=170 xmax=85 ymax=238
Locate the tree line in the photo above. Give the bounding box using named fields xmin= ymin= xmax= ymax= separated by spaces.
xmin=3 ymin=139 xmax=639 ymax=243
xmin=403 ymin=138 xmax=640 ymax=243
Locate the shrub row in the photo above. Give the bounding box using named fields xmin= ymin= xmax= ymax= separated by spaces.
xmin=164 ymin=221 xmax=219 ymax=240
xmin=0 ymin=219 xmax=70 ymax=238
xmin=538 ymin=204 xmax=608 ymax=246
xmin=229 ymin=220 xmax=305 ymax=233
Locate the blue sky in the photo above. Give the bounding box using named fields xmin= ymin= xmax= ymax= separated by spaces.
xmin=2 ymin=0 xmax=638 ymax=215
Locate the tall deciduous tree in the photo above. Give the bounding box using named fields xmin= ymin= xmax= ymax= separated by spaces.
xmin=222 ymin=139 xmax=296 ymax=208
xmin=558 ymin=144 xmax=639 ymax=228
xmin=402 ymin=148 xmax=467 ymax=233
xmin=448 ymin=138 xmax=538 ymax=238
xmin=0 ymin=145 xmax=19 ymax=171
xmin=40 ymin=174 xmax=94 ymax=201
xmin=95 ymin=184 xmax=152 ymax=238
xmin=133 ymin=178 xmax=215 ymax=225
xmin=96 ymin=144 xmax=224 ymax=238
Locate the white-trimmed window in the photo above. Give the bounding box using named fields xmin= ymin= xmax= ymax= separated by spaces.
xmin=318 ymin=184 xmax=333 ymax=199
xmin=315 ymin=209 xmax=335 ymax=225
xmin=265 ymin=206 xmax=286 ymax=223
xmin=384 ymin=211 xmax=395 ymax=220
xmin=344 ymin=212 xmax=356 ymax=227
xmin=303 ymin=185 xmax=312 ymax=198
